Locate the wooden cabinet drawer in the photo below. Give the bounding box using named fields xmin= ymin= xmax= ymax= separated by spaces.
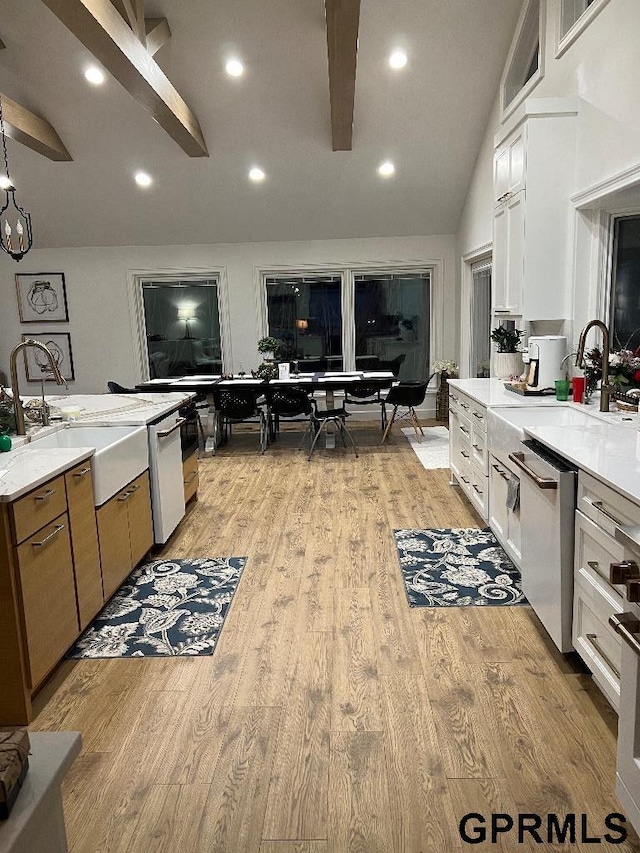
xmin=10 ymin=476 xmax=67 ymax=545
xmin=127 ymin=472 xmax=153 ymax=568
xmin=97 ymin=488 xmax=132 ymax=600
xmin=575 ymin=509 xmax=627 ymax=598
xmin=573 ymin=564 xmax=623 ymax=711
xmin=16 ymin=513 xmax=79 ymax=689
xmin=578 ymin=471 xmax=640 ymax=537
xmin=183 ymin=453 xmax=199 ymax=503
xmin=65 ymin=461 xmax=103 ymax=630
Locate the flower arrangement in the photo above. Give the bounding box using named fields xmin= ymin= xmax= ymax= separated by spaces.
xmin=584 ymin=347 xmax=640 ymax=396
xmin=432 ymin=360 xmax=459 ymax=377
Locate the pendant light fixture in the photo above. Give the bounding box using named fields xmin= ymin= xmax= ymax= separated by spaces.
xmin=0 ymin=94 xmax=33 ymax=261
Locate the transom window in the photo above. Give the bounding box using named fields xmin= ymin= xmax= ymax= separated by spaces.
xmin=503 ymin=0 xmax=541 ymax=111
xmin=561 ymin=0 xmax=595 ymax=37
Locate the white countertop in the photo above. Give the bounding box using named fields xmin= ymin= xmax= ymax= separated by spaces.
xmin=453 ymin=379 xmax=640 ymax=505
xmin=448 ymin=378 xmax=568 ymax=408
xmin=0 ymin=446 xmax=94 ymax=502
xmin=0 ymin=392 xmax=191 ymax=502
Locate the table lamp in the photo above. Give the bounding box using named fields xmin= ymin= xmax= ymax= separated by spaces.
xmin=177 ymin=305 xmax=196 ymax=339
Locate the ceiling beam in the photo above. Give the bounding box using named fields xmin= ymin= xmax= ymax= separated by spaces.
xmin=1 ymin=94 xmax=72 ymax=161
xmin=325 ymin=0 xmax=360 ymax=151
xmin=145 ymin=17 xmax=171 ymax=56
xmin=111 ymin=0 xmax=144 ymax=44
xmin=40 ymin=0 xmax=208 ymax=157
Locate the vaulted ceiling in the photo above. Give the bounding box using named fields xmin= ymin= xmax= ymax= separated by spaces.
xmin=0 ymin=0 xmax=523 ymax=248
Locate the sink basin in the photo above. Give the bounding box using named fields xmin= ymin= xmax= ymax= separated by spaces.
xmin=29 ymin=425 xmax=149 ymax=506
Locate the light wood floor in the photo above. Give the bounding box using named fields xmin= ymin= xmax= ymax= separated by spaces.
xmin=32 ymin=422 xmax=640 ymax=852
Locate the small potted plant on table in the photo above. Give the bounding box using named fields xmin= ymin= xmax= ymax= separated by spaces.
xmin=490 ymin=325 xmax=524 ymax=380
xmin=254 ymin=336 xmax=282 ymax=381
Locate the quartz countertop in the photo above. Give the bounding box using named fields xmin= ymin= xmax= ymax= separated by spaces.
xmin=34 ymin=391 xmax=193 ymax=426
xmin=447 ymin=378 xmax=568 ymax=408
xmin=0 ymin=446 xmax=94 ymax=502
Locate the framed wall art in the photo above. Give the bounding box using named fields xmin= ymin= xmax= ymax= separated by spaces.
xmin=15 ymin=272 xmax=69 ymax=323
xmin=21 ymin=332 xmax=75 ymax=382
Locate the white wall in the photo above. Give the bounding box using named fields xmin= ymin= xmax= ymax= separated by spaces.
xmin=0 ymin=234 xmax=456 ymax=394
xmin=456 ymin=0 xmax=640 ymax=353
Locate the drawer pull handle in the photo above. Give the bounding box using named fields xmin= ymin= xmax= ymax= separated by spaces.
xmin=32 ymin=523 xmax=65 ymax=548
xmin=585 ymin=632 xmax=621 ymax=679
xmin=587 ymin=560 xmax=600 ymax=572
xmin=72 ymin=467 xmax=91 ymax=478
xmin=472 ymin=484 xmax=483 ymax=494
xmin=184 ymin=471 xmax=198 ymax=484
xmin=34 ymin=488 xmax=56 ymax=502
xmin=117 ymin=491 xmax=132 ymax=502
xmin=127 ymin=484 xmax=140 ymax=494
xmin=460 ymin=426 xmax=469 ymax=436
xmin=461 ymin=476 xmax=470 ymax=484
xmin=508 ymin=452 xmax=557 ymax=490
xmin=609 ymin=612 xmax=640 ymax=661
xmin=591 ymin=500 xmax=624 ymax=528
xmin=450 ymin=395 xmax=458 ymax=403
xmin=461 ymin=450 xmax=470 ymax=458
xmin=157 ymin=416 xmax=187 ymax=438
xmin=460 ymin=403 xmax=470 ymax=410
xmin=492 ymin=464 xmax=509 ymax=482
xmin=473 ymin=412 xmax=483 ymax=420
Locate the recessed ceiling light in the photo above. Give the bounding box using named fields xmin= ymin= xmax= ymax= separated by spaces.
xmin=134 ymin=171 xmax=152 ymax=187
xmin=0 ymin=175 xmax=12 ymax=190
xmin=225 ymin=58 xmax=244 ymax=78
xmin=84 ymin=66 xmax=105 ymax=85
xmin=389 ymin=50 xmax=408 ymax=70
xmin=378 ymin=160 xmax=395 ymax=177
xmin=248 ymin=166 xmax=266 ymax=183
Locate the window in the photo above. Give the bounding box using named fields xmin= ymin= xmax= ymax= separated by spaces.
xmin=470 ymin=262 xmax=491 ymax=378
xmin=561 ymin=0 xmax=595 ymax=36
xmin=610 ymin=216 xmax=640 ymax=352
xmin=265 ymin=274 xmax=343 ymax=370
xmin=503 ymin=0 xmax=542 ymax=112
xmin=141 ymin=278 xmax=222 ymax=378
xmin=354 ymin=272 xmax=430 ymax=380
xmin=263 ymin=266 xmax=433 ymax=380
xmin=557 ymin=0 xmax=612 ymax=54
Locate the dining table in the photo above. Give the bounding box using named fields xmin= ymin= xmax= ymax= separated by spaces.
xmin=136 ymin=371 xmax=395 ymax=452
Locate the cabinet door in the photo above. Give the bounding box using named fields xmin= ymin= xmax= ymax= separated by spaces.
xmin=127 ymin=472 xmax=153 ymax=569
xmin=97 ymin=490 xmax=132 ymax=600
xmin=16 ymin=514 xmax=79 ymax=689
xmin=183 ymin=452 xmax=199 ymax=504
xmin=505 ymin=191 xmax=524 ymax=316
xmin=492 ymin=205 xmax=508 ymax=312
xmin=494 ymin=147 xmax=509 ymax=204
xmin=66 ymin=462 xmax=104 ymax=629
xmin=489 ymin=457 xmax=509 ymax=546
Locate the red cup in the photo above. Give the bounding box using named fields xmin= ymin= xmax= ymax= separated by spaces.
xmin=572 ymin=375 xmax=586 ymax=404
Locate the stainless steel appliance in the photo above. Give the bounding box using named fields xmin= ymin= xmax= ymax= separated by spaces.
xmin=148 ymin=410 xmax=186 ymax=544
xmin=522 ymin=335 xmax=567 ymax=393
xmin=509 ymin=439 xmax=577 ymax=652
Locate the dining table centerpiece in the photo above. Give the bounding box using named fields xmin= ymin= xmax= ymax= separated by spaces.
xmin=255 ymin=336 xmax=282 ymax=381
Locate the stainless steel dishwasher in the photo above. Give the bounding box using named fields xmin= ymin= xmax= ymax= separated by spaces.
xmin=508 ymin=438 xmax=577 ymax=652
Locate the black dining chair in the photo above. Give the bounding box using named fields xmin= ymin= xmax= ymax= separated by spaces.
xmin=380 ymin=380 xmax=429 ymax=444
xmin=308 ymin=400 xmax=358 ymax=461
xmin=344 ymin=383 xmax=388 ymax=430
xmin=107 ymin=381 xmax=139 ymax=394
xmin=264 ymin=386 xmax=315 ymax=449
xmin=213 ymin=388 xmax=269 ymax=453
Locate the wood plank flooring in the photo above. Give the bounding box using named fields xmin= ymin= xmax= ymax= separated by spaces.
xmin=32 ymin=423 xmax=640 ymax=851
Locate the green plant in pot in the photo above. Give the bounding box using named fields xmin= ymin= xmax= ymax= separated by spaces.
xmin=490 ymin=325 xmax=524 ymax=380
xmin=255 ymin=336 xmax=282 ymax=381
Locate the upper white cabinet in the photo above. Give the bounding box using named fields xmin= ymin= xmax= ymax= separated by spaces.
xmin=492 ymin=98 xmax=578 ymax=321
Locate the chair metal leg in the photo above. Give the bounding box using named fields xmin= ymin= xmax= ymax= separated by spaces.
xmin=308 ymin=418 xmax=328 ymax=460
xmin=338 ymin=420 xmax=359 ymax=458
xmin=381 ymin=406 xmax=397 ymax=444
xmin=260 ymin=411 xmax=268 ymax=453
xmin=380 ymin=401 xmax=387 ymax=431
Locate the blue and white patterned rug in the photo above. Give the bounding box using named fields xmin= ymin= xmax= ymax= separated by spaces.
xmin=68 ymin=557 xmax=247 ymax=658
xmin=394 ymin=528 xmax=527 ymax=607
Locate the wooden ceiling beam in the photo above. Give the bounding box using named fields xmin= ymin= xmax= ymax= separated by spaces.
xmin=145 ymin=17 xmax=171 ymax=56
xmin=40 ymin=0 xmax=208 ymax=157
xmin=110 ymin=0 xmax=144 ymax=44
xmin=1 ymin=93 xmax=72 ymax=161
xmin=325 ymin=0 xmax=361 ymax=151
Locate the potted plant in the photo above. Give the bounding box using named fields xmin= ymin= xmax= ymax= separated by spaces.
xmin=490 ymin=325 xmax=524 ymax=380
xmin=257 ymin=336 xmax=281 ymax=361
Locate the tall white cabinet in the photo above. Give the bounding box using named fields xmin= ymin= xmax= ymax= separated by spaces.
xmin=492 ymin=98 xmax=579 ymax=321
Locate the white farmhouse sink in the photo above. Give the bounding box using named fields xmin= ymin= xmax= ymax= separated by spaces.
xmin=29 ymin=425 xmax=149 ymax=506
xmin=487 ymin=406 xmax=602 ymax=462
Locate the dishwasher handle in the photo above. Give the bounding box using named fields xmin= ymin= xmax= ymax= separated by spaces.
xmin=156 ymin=416 xmax=186 ymax=438
xmin=508 ymin=451 xmax=558 ymax=490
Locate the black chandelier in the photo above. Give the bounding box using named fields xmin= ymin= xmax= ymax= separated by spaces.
xmin=0 ymin=94 xmax=32 ymax=261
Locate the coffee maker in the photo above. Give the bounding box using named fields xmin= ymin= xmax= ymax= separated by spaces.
xmin=522 ymin=335 xmax=567 ymax=393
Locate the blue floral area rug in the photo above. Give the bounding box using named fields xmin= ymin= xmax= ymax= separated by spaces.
xmin=394 ymin=528 xmax=527 ymax=607
xmin=68 ymin=557 xmax=247 ymax=658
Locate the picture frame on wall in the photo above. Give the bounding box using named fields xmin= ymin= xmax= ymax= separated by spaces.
xmin=15 ymin=272 xmax=69 ymax=323
xmin=21 ymin=332 xmax=75 ymax=382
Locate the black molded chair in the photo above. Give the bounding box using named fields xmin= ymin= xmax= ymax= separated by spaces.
xmin=380 ymin=380 xmax=428 ymax=444
xmin=308 ymin=400 xmax=358 ymax=461
xmin=107 ymin=381 xmax=139 ymax=394
xmin=264 ymin=386 xmax=314 ymax=449
xmin=213 ymin=388 xmax=269 ymax=453
xmin=344 ymin=383 xmax=388 ymax=430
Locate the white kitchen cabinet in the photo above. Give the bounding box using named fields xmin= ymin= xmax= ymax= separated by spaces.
xmin=448 ymin=389 xmax=488 ymax=522
xmin=492 ymin=98 xmax=578 ymax=321
xmin=488 ymin=454 xmax=522 ymax=568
